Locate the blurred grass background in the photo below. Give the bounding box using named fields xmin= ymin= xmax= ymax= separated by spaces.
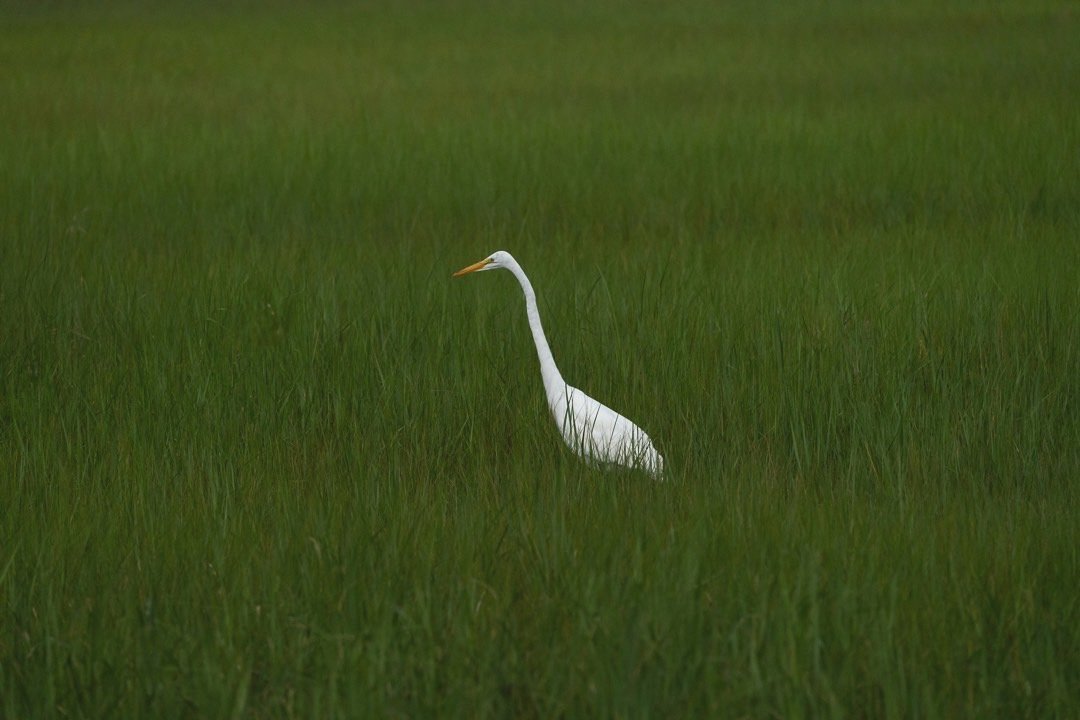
xmin=1 ymin=1 xmax=1078 ymax=716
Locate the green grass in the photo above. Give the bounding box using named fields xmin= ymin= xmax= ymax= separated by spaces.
xmin=2 ymin=1 xmax=1078 ymax=716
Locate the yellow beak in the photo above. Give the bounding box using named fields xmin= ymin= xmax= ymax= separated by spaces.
xmin=453 ymin=258 xmax=493 ymax=277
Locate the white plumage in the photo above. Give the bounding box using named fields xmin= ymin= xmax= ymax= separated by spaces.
xmin=454 ymin=251 xmax=664 ymax=479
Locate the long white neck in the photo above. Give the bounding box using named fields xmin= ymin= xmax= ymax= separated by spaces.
xmin=505 ymin=256 xmax=565 ymax=398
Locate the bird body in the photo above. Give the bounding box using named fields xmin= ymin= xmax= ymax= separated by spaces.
xmin=547 ymin=382 xmax=664 ymax=477
xmin=454 ymin=251 xmax=664 ymax=479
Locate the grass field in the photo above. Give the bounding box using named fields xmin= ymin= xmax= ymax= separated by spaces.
xmin=2 ymin=1 xmax=1078 ymax=716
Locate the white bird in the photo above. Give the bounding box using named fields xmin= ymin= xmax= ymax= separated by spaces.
xmin=454 ymin=251 xmax=664 ymax=479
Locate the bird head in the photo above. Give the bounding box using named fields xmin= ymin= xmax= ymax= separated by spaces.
xmin=452 ymin=250 xmax=513 ymax=277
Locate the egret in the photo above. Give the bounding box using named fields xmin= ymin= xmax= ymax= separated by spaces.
xmin=454 ymin=251 xmax=664 ymax=479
